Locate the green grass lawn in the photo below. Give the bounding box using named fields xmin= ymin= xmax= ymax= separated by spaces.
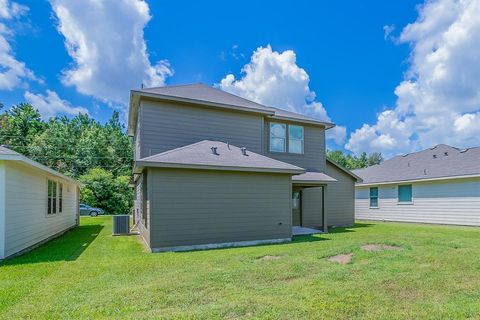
xmin=1 ymin=217 xmax=480 ymax=319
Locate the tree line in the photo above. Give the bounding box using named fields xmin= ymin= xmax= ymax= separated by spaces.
xmin=327 ymin=150 xmax=383 ymax=170
xmin=0 ymin=103 xmax=133 ymax=215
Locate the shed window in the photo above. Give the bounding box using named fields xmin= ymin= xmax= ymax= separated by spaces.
xmin=370 ymin=187 xmax=378 ymax=208
xmin=59 ymin=183 xmax=63 ymax=213
xmin=47 ymin=180 xmax=58 ymax=215
xmin=288 ymin=125 xmax=304 ymax=154
xmin=398 ymin=185 xmax=412 ymax=203
xmin=269 ymin=123 xmax=286 ymax=152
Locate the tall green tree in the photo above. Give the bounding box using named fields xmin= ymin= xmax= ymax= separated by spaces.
xmin=327 ymin=150 xmax=384 ymax=170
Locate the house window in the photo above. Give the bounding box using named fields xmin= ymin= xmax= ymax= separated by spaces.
xmin=47 ymin=180 xmax=58 ymax=215
xmin=288 ymin=125 xmax=304 ymax=154
xmin=398 ymin=185 xmax=412 ymax=203
xmin=59 ymin=183 xmax=63 ymax=213
xmin=370 ymin=187 xmax=378 ymax=208
xmin=269 ymin=122 xmax=286 ymax=152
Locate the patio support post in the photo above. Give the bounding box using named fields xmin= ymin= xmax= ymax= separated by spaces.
xmin=322 ymin=185 xmax=328 ymax=233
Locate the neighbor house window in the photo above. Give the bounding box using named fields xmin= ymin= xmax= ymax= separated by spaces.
xmin=288 ymin=125 xmax=304 ymax=154
xmin=59 ymin=183 xmax=63 ymax=213
xmin=398 ymin=185 xmax=412 ymax=203
xmin=47 ymin=180 xmax=58 ymax=215
xmin=269 ymin=122 xmax=286 ymax=152
xmin=370 ymin=187 xmax=378 ymax=208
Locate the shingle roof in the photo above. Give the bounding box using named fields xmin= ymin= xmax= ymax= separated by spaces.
xmin=292 ymin=171 xmax=337 ymax=184
xmin=131 ymin=83 xmax=335 ymax=131
xmin=135 ymin=140 xmax=305 ymax=174
xmin=354 ymin=144 xmax=480 ymax=185
xmin=0 ymin=145 xmax=79 ymax=184
xmin=138 ymin=83 xmax=275 ymax=113
xmin=0 ymin=145 xmax=20 ymax=156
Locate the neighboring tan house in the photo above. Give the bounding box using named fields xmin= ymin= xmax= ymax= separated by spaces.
xmin=128 ymin=83 xmax=360 ymax=252
xmin=0 ymin=146 xmax=80 ymax=260
xmin=354 ymin=144 xmax=480 ymax=226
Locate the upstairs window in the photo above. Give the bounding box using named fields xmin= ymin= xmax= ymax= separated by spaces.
xmin=47 ymin=180 xmax=58 ymax=215
xmin=370 ymin=187 xmax=378 ymax=208
xmin=288 ymin=125 xmax=304 ymax=154
xmin=398 ymin=185 xmax=413 ymax=203
xmin=269 ymin=123 xmax=286 ymax=152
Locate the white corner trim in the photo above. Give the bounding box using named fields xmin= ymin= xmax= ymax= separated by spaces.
xmin=151 ymin=238 xmax=292 ymax=253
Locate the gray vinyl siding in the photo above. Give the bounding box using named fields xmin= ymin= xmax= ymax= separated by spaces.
xmin=134 ymin=173 xmax=150 ymax=246
xmin=139 ymin=100 xmax=264 ymax=158
xmin=264 ymin=120 xmax=326 ymax=172
xmin=302 ymin=187 xmax=323 ymax=228
xmin=326 ymin=162 xmax=356 ymax=227
xmin=134 ymin=106 xmax=142 ymax=161
xmin=148 ymin=168 xmax=291 ymax=249
xmin=355 ymin=178 xmax=480 ymax=226
xmin=3 ymin=161 xmax=78 ymax=258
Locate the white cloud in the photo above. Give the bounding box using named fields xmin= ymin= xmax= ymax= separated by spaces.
xmin=0 ymin=0 xmax=36 ymax=90
xmin=25 ymin=90 xmax=89 ymax=119
xmin=219 ymin=45 xmax=347 ymax=145
xmin=346 ymin=0 xmax=480 ymax=157
xmin=50 ymin=0 xmax=173 ymax=104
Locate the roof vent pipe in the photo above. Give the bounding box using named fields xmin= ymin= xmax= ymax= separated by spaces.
xmin=424 ymin=169 xmax=427 ymax=175
xmin=241 ymin=147 xmax=247 ymax=156
xmin=211 ymin=147 xmax=218 ymax=155
xmin=444 ymin=152 xmax=448 ymax=156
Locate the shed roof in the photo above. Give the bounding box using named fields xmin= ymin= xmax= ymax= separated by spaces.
xmin=354 ymin=144 xmax=480 ymax=185
xmin=0 ymin=145 xmax=79 ymax=184
xmin=135 ymin=140 xmax=305 ymax=174
xmin=128 ymin=83 xmax=335 ymax=135
xmin=292 ymin=171 xmax=337 ymax=185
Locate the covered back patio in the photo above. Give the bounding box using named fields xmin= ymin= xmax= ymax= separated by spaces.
xmin=291 ymin=171 xmax=337 ymax=235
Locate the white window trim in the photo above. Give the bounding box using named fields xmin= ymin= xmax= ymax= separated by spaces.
xmin=288 ymin=125 xmax=304 ymax=154
xmin=369 ymin=187 xmax=379 ymax=209
xmin=269 ymin=122 xmax=287 ymax=153
xmin=46 ymin=178 xmax=63 ymax=217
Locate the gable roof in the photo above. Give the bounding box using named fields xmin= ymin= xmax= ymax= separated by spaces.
xmin=128 ymin=83 xmax=335 ymax=135
xmin=0 ymin=145 xmax=79 ymax=184
xmin=354 ymin=144 xmax=480 ymax=185
xmin=326 ymin=158 xmax=362 ymax=182
xmin=135 ymin=140 xmax=305 ymax=174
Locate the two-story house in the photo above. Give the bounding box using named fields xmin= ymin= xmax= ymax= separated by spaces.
xmin=128 ymin=83 xmax=360 ymax=252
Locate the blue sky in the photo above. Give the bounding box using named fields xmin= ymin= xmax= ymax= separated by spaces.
xmin=1 ymin=0 xmax=479 ymax=156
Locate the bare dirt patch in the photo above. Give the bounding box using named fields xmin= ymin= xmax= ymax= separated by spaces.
xmin=361 ymin=244 xmax=402 ymax=252
xmin=327 ymin=253 xmax=352 ymax=265
xmin=257 ymin=255 xmax=282 ymax=261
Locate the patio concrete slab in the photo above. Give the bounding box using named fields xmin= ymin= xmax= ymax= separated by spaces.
xmin=292 ymin=226 xmax=323 ymax=236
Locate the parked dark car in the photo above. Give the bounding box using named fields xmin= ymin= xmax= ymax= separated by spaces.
xmin=80 ymin=204 xmax=104 ymax=217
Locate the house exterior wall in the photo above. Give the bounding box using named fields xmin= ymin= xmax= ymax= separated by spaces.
xmin=301 ymin=187 xmax=323 ymax=228
xmin=138 ymin=99 xmax=265 ymax=158
xmin=326 ymin=161 xmax=356 ymax=227
xmin=263 ymin=120 xmax=326 ymax=172
xmin=3 ymin=161 xmax=78 ymax=258
xmin=148 ymin=168 xmax=292 ymax=250
xmin=0 ymin=162 xmax=5 ymax=259
xmin=355 ymin=177 xmax=480 ymax=226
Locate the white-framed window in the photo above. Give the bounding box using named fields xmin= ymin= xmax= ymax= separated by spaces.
xmin=288 ymin=125 xmax=304 ymax=154
xmin=47 ymin=180 xmax=58 ymax=215
xmin=369 ymin=187 xmax=379 ymax=208
xmin=398 ymin=184 xmax=413 ymax=203
xmin=269 ymin=122 xmax=286 ymax=152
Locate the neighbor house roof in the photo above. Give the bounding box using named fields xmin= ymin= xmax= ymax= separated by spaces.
xmin=134 ymin=140 xmax=305 ymax=174
xmin=128 ymin=83 xmax=335 ymax=135
xmin=354 ymin=144 xmax=480 ymax=186
xmin=0 ymin=145 xmax=79 ymax=184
